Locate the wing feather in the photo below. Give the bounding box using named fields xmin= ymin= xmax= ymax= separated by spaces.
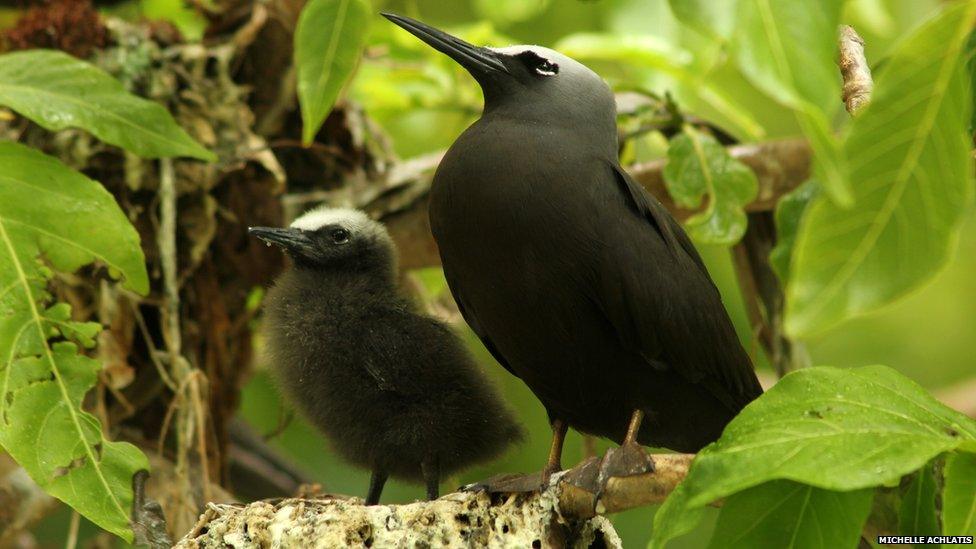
xmin=600 ymin=163 xmax=762 ymax=409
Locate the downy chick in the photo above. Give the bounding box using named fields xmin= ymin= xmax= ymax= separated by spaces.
xmin=249 ymin=207 xmax=522 ymax=504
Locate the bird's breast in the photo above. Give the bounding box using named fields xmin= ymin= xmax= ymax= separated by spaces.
xmin=430 ymin=123 xmax=605 ymax=260
xmin=428 ymin=123 xmax=618 ymax=370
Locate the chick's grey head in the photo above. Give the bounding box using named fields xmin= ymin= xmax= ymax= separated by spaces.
xmin=383 ymin=14 xmax=617 ymax=148
xmin=249 ymin=207 xmax=396 ymax=274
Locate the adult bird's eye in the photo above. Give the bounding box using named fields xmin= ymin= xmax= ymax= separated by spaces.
xmin=330 ymin=228 xmax=350 ymax=244
xmin=534 ymin=59 xmax=558 ymax=77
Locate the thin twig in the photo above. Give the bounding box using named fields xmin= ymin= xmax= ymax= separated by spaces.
xmin=64 ymin=510 xmax=80 ymax=549
xmin=157 ymin=158 xmax=216 ymax=523
xmin=189 ymin=373 xmax=213 ymax=504
xmin=131 ymin=302 xmax=178 ymax=391
xmin=157 ymin=375 xmax=192 ymax=456
xmin=838 ymin=25 xmax=873 ymax=115
xmin=158 ymin=159 xmax=184 ymax=371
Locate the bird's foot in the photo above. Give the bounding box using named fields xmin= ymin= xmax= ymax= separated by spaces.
xmin=560 ymin=444 xmax=656 ymax=516
xmin=597 ymin=440 xmax=655 ymax=486
xmin=461 ymin=471 xmax=553 ymax=494
xmin=562 ymin=441 xmax=655 ymax=494
xmin=561 ymin=456 xmax=602 ymax=493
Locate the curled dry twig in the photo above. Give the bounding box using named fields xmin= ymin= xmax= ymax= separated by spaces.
xmin=838 ymin=25 xmax=874 ymax=115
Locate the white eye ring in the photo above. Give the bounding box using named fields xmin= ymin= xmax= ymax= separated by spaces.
xmin=534 ymin=60 xmax=558 ymax=76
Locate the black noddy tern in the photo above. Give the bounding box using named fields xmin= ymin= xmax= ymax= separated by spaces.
xmin=383 ymin=13 xmax=763 ymax=488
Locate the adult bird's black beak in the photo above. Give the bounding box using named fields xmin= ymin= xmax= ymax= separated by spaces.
xmin=249 ymin=227 xmax=315 ymax=257
xmin=382 ymin=13 xmax=508 ymax=78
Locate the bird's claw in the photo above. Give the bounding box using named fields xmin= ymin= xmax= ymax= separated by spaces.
xmin=562 ymin=442 xmax=655 ymax=494
xmin=562 ymin=456 xmax=602 ymax=493
xmin=597 ymin=441 xmax=655 ymax=489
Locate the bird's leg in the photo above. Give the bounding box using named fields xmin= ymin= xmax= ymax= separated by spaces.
xmin=365 ymin=470 xmax=388 ymax=505
xmin=597 ymin=409 xmax=655 ymax=486
xmin=540 ymin=419 xmax=568 ymax=488
xmin=421 ymin=456 xmax=440 ymax=501
xmin=623 ymin=409 xmax=643 ymax=445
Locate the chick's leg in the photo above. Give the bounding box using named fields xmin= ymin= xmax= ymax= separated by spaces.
xmin=422 ymin=456 xmax=440 ymax=500
xmin=366 ymin=470 xmax=388 ymax=505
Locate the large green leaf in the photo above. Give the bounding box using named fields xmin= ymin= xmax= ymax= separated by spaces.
xmin=662 ymin=128 xmax=758 ymax=244
xmin=784 ymin=2 xmax=976 ymax=338
xmin=733 ymin=0 xmax=841 ymax=113
xmin=555 ymin=33 xmax=695 ymax=72
xmin=668 ymin=0 xmax=736 ymax=41
xmin=943 ymin=452 xmax=976 ymax=537
xmin=0 ymin=50 xmax=214 ymax=161
xmin=708 ymin=481 xmax=873 ymax=549
xmin=0 ymin=142 xmax=150 ymax=541
xmin=650 ymin=365 xmax=976 ymax=549
xmin=295 ymin=0 xmax=370 ymax=145
xmin=733 ymin=0 xmax=848 ymax=204
xmin=650 ymin=482 xmax=706 ymax=549
xmin=966 ymin=29 xmax=976 ymax=133
xmin=474 ymin=0 xmax=550 ymax=26
xmin=898 ymin=461 xmax=940 ymax=536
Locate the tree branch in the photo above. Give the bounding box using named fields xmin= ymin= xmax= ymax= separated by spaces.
xmin=359 ymin=139 xmax=812 ymax=270
xmin=175 ymin=484 xmax=623 ymax=548
xmin=558 ymin=454 xmax=694 ymax=518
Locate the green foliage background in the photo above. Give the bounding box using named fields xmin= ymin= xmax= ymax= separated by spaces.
xmin=234 ymin=0 xmax=976 ymax=547
xmin=13 ymin=0 xmax=975 ymax=546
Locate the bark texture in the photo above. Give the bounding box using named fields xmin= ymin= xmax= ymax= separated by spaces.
xmin=176 ymin=490 xmax=621 ymax=549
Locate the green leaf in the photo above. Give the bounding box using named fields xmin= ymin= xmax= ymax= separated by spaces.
xmin=650 ymin=482 xmax=707 ymax=549
xmin=650 ymin=365 xmax=976 ymax=549
xmin=0 ymin=50 xmax=214 ymax=161
xmin=733 ymin=0 xmax=848 ymax=204
xmin=0 ymin=142 xmax=150 ymax=541
xmin=295 ymin=0 xmax=370 ymax=145
xmin=965 ymin=29 xmax=976 ymax=133
xmin=784 ymin=2 xmax=976 ymax=338
xmin=943 ymin=451 xmax=976 ymax=537
xmin=769 ymin=179 xmax=819 ymax=283
xmin=898 ymin=460 xmax=940 ymax=536
xmin=708 ymin=481 xmax=873 ymax=549
xmin=662 ymin=128 xmax=758 ymax=245
xmin=734 ymin=0 xmax=841 ymax=113
xmin=668 ymin=0 xmax=736 ymax=41
xmin=474 ymin=0 xmax=550 ymax=26
xmin=555 ymin=33 xmax=695 ymax=72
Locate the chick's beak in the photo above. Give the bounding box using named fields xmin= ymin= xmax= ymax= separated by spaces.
xmin=248 ymin=227 xmax=315 ymax=257
xmin=382 ymin=13 xmax=508 ymax=78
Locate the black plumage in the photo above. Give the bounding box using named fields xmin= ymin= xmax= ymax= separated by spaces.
xmin=250 ymin=207 xmax=522 ymax=504
xmin=384 ymin=14 xmax=763 ymax=482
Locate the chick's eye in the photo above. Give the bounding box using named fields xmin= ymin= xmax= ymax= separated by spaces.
xmin=535 ymin=59 xmax=558 ymax=76
xmin=330 ymin=228 xmax=350 ymax=244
